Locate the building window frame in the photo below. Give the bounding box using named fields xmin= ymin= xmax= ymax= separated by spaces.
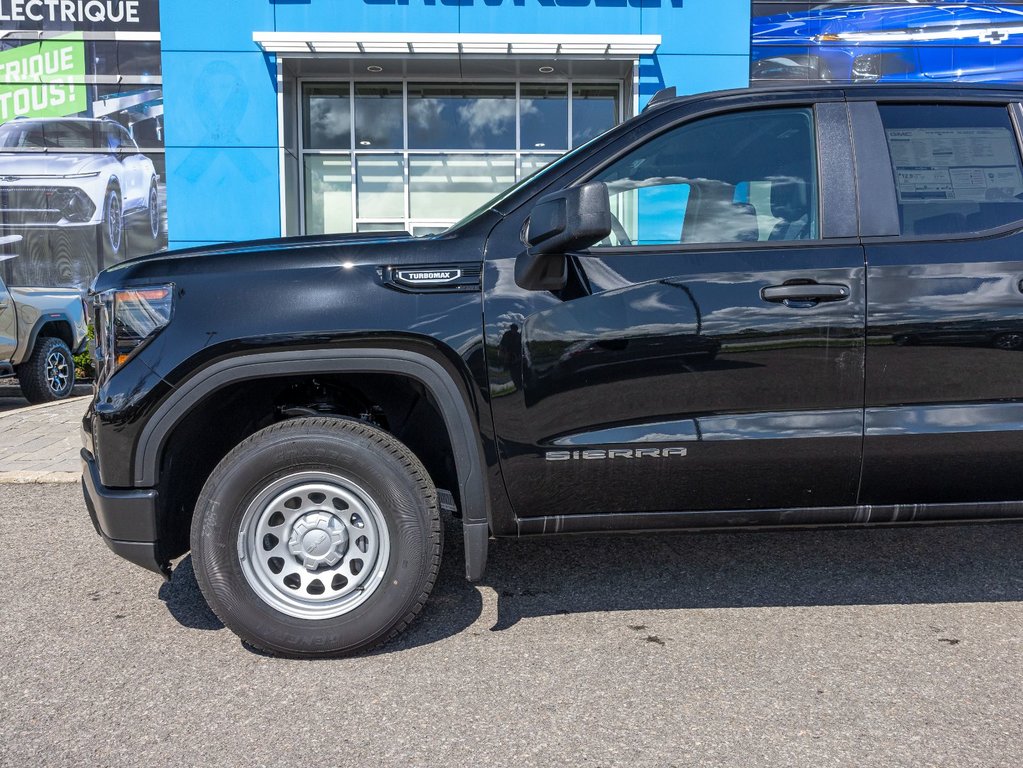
xmin=297 ymin=76 xmax=626 ymax=236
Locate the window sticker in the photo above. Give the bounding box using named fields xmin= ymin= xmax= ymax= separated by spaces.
xmin=886 ymin=127 xmax=1023 ymax=203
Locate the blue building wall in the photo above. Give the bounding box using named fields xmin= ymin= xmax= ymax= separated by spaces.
xmin=159 ymin=0 xmax=751 ymax=250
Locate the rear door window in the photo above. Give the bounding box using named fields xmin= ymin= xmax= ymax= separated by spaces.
xmin=879 ymin=104 xmax=1023 ymax=236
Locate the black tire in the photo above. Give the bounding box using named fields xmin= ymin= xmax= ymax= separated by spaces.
xmin=191 ymin=417 xmax=442 ymax=657
xmin=101 ymin=184 xmax=123 ymax=259
xmin=146 ymin=180 xmax=161 ymax=243
xmin=994 ymin=332 xmax=1023 ymax=351
xmin=17 ymin=336 xmax=75 ymax=404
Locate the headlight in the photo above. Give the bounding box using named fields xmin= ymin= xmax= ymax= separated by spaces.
xmin=46 ymin=187 xmax=96 ymax=222
xmin=94 ymin=284 xmax=174 ymax=377
xmin=852 ymin=52 xmax=913 ymax=83
xmin=851 ymin=54 xmax=882 ymax=83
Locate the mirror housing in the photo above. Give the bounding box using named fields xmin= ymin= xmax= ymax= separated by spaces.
xmin=515 ymin=182 xmax=612 ymax=291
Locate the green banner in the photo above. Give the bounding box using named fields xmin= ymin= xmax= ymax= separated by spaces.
xmin=0 ymin=33 xmax=87 ymax=124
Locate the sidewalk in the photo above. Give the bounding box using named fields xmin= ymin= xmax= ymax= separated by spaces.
xmin=0 ymin=395 xmax=89 ymax=483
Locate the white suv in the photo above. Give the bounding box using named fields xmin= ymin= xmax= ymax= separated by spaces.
xmin=0 ymin=117 xmax=160 ymax=257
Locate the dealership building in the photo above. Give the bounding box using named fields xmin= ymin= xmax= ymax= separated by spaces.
xmin=158 ymin=0 xmax=750 ymax=250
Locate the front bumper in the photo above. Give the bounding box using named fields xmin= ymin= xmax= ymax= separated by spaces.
xmin=81 ymin=448 xmax=170 ymax=579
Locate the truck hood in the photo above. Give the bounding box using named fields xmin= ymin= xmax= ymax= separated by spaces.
xmin=0 ymin=152 xmax=107 ymax=178
xmin=90 ymin=224 xmax=497 ymax=296
xmin=144 ymin=230 xmax=416 ymax=261
xmin=9 ymin=285 xmax=85 ymax=302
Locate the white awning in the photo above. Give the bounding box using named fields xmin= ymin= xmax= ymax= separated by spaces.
xmin=253 ymin=32 xmax=659 ymax=58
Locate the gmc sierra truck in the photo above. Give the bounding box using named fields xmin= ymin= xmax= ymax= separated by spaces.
xmin=83 ymin=84 xmax=1023 ymax=656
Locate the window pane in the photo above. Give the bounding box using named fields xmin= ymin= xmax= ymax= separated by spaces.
xmin=608 ymin=185 xmax=692 ymax=246
xmin=304 ymin=155 xmax=352 ymax=234
xmin=408 ymin=85 xmax=516 ymax=149
xmin=304 ymin=85 xmax=351 ymax=150
xmin=357 ymin=222 xmax=405 ymax=233
xmin=412 ymin=225 xmax=449 ymax=237
xmin=521 ymin=85 xmax=568 ymax=150
xmin=519 ymin=154 xmax=558 ymax=181
xmin=880 ymin=104 xmax=1023 ymax=236
xmin=572 ymin=84 xmax=618 ymax=147
xmin=355 ymin=83 xmax=403 ymax=149
xmin=356 ymin=154 xmax=404 ymax=219
xmin=595 ymin=108 xmax=818 ymax=246
xmin=409 ymin=154 xmax=515 ymax=219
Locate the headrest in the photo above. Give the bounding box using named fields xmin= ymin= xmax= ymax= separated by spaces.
xmin=771 ymin=179 xmax=807 ymax=216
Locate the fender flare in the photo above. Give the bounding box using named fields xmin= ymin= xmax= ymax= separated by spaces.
xmin=134 ymin=347 xmax=491 ymax=580
xmin=16 ymin=314 xmax=74 ymax=366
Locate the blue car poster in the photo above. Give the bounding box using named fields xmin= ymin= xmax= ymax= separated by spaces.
xmin=752 ymin=1 xmax=1023 ymax=85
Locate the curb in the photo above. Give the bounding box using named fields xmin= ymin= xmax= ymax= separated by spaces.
xmin=0 ymin=395 xmax=90 ymax=420
xmin=0 ymin=471 xmax=80 ymax=484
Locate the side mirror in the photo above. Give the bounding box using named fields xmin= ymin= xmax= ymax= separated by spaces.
xmin=515 ymin=181 xmax=612 ymax=291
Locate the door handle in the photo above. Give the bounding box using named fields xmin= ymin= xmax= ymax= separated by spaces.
xmin=761 ymin=282 xmax=850 ymax=305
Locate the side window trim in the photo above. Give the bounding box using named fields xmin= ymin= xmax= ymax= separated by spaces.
xmin=1009 ymin=101 xmax=1023 ymax=162
xmin=847 ymin=100 xmax=900 ymax=238
xmin=816 ymin=101 xmax=858 ymax=239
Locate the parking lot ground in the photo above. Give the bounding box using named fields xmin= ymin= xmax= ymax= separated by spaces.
xmin=0 ymin=395 xmax=89 ymax=481
xmin=1 ymin=482 xmax=1022 ymax=767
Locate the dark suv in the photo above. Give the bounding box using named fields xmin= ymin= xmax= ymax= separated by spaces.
xmin=82 ymin=84 xmax=1023 ymax=656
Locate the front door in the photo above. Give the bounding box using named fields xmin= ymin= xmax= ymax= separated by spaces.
xmin=485 ymin=104 xmax=866 ymax=521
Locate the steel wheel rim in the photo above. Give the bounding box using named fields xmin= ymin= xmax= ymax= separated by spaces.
xmin=107 ymin=191 xmax=122 ymax=251
xmin=149 ymin=186 xmax=159 ymax=238
xmin=45 ymin=349 xmax=70 ymax=395
xmin=237 ymin=471 xmax=390 ymax=620
xmin=996 ymin=333 xmax=1022 ymax=350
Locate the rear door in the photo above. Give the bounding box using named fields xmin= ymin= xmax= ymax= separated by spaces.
xmin=856 ymin=97 xmax=1023 ymax=504
xmin=484 ymin=99 xmax=868 ymax=522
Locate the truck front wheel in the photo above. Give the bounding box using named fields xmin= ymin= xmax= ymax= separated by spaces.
xmin=191 ymin=417 xmax=442 ymax=657
xmin=17 ymin=336 xmax=76 ymax=403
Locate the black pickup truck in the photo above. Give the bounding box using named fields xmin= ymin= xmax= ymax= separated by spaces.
xmin=83 ymin=84 xmax=1023 ymax=656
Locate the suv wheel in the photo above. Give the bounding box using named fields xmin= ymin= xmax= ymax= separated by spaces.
xmin=191 ymin=417 xmax=442 ymax=657
xmin=994 ymin=332 xmax=1023 ymax=350
xmin=102 ymin=185 xmax=123 ymax=257
xmin=147 ymin=181 xmax=160 ymax=242
xmin=17 ymin=336 xmax=75 ymax=403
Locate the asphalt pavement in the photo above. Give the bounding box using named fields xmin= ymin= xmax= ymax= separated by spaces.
xmin=1 ymin=483 xmax=1021 ymax=767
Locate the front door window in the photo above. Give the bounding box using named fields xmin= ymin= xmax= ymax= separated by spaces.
xmin=594 ymin=108 xmax=819 ymax=246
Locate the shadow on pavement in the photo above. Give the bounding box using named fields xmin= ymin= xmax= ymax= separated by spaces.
xmin=158 ymin=515 xmax=1023 ymax=654
xmin=158 ymin=557 xmax=224 ymax=631
xmin=481 ymin=521 xmax=1023 ymax=633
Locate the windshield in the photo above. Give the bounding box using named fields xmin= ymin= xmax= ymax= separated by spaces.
xmin=0 ymin=121 xmax=102 ymax=150
xmin=443 ymin=130 xmax=611 ymax=233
